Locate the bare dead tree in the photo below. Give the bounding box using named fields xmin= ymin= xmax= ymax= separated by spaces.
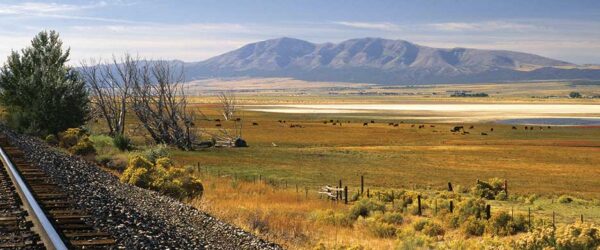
xmin=80 ymin=55 xmax=136 ymax=136
xmin=218 ymin=91 xmax=237 ymax=121
xmin=131 ymin=60 xmax=197 ymax=150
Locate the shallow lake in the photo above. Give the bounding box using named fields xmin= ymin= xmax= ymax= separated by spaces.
xmin=246 ymin=104 xmax=600 ymax=125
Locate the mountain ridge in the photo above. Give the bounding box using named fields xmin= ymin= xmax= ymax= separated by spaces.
xmin=183 ymin=37 xmax=600 ymax=84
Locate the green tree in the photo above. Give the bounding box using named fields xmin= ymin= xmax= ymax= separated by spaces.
xmin=0 ymin=30 xmax=89 ymax=135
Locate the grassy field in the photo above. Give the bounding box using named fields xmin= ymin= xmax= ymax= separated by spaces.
xmin=173 ymin=108 xmax=600 ymax=199
xmin=85 ymin=80 xmax=600 ymax=249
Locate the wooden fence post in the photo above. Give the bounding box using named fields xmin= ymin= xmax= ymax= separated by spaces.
xmin=485 ymin=205 xmax=491 ymax=220
xmin=344 ymin=186 xmax=348 ymax=204
xmin=360 ymin=175 xmax=364 ymax=196
xmin=391 ymin=190 xmax=395 ymax=205
xmin=367 ymin=189 xmax=370 ymax=198
xmin=339 ymin=179 xmax=342 ymax=199
xmin=417 ymin=195 xmax=422 ymax=216
xmin=448 ymin=182 xmax=453 ymax=192
xmin=449 ymin=200 xmax=454 ymax=213
xmin=504 ymin=179 xmax=508 ymax=197
xmin=581 ymin=214 xmax=584 ymax=223
xmin=552 ymin=211 xmax=556 ymax=229
xmin=305 ymin=187 xmax=308 ymax=199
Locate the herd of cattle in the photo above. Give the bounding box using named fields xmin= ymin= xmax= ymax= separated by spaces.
xmin=211 ymin=118 xmax=552 ymax=135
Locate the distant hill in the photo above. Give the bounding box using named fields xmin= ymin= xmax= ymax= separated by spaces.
xmin=185 ymin=37 xmax=600 ymax=84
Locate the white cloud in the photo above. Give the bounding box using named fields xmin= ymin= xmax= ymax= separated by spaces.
xmin=428 ymin=21 xmax=539 ymax=32
xmin=0 ymin=2 xmax=107 ymax=15
xmin=334 ymin=21 xmax=402 ymax=31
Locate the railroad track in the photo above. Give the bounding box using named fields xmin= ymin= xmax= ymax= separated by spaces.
xmin=0 ymin=136 xmax=116 ymax=249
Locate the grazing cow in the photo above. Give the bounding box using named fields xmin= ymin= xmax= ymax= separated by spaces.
xmin=469 ymin=125 xmax=474 ymax=129
xmin=252 ymin=122 xmax=259 ymax=126
xmin=278 ymin=120 xmax=282 ymax=123
xmin=430 ymin=125 xmax=435 ymax=128
xmin=530 ymin=127 xmax=533 ymax=130
xmin=330 ymin=119 xmax=334 ymax=123
xmin=371 ymin=120 xmax=375 ymax=123
xmin=393 ymin=124 xmax=399 ymax=127
xmin=411 ymin=124 xmax=415 ymax=127
xmin=235 ymin=118 xmax=241 ymax=121
xmin=418 ymin=125 xmax=425 ymax=129
xmin=332 ymin=123 xmax=337 ymax=126
xmin=215 ymin=124 xmax=222 ymax=127
xmin=336 ymin=120 xmax=340 ymax=123
xmin=363 ymin=122 xmax=369 ymax=126
xmin=525 ymin=126 xmax=528 ymax=129
xmin=388 ymin=122 xmax=394 ymax=126
xmin=490 ymin=128 xmax=494 ymax=132
xmin=512 ymin=126 xmax=517 ymax=130
xmin=547 ymin=126 xmax=551 ymax=129
xmin=462 ymin=131 xmax=470 ymax=135
xmin=215 ymin=119 xmax=221 ymax=122
xmin=481 ymin=132 xmax=488 ymax=135
xmin=323 ymin=121 xmax=328 ymax=124
xmin=450 ymin=126 xmax=464 ymax=132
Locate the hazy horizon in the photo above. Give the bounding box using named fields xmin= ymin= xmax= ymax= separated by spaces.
xmin=1 ymin=0 xmax=600 ymax=65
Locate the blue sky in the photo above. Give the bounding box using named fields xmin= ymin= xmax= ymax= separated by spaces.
xmin=1 ymin=0 xmax=599 ymax=64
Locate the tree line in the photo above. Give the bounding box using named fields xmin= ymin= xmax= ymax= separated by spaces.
xmin=0 ymin=30 xmax=236 ymax=150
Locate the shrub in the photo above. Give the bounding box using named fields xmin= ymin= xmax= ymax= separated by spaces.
xmin=140 ymin=144 xmax=170 ymax=164
xmin=461 ymin=216 xmax=486 ymax=236
xmin=557 ymin=195 xmax=573 ymax=204
xmin=422 ymin=221 xmax=444 ymax=237
xmin=515 ymin=223 xmax=600 ymax=250
xmin=69 ymin=137 xmax=96 ymax=156
xmin=120 ymin=156 xmax=153 ymax=187
xmin=412 ymin=218 xmax=444 ymax=236
xmin=355 ymin=216 xmax=396 ymax=238
xmin=496 ymin=191 xmax=508 ymax=201
xmin=120 ymin=155 xmax=203 ymax=199
xmin=556 ymin=222 xmax=600 ymax=249
xmin=310 ymin=209 xmax=352 ymax=227
xmin=59 ymin=132 xmax=80 ymax=148
xmin=348 ymin=198 xmax=385 ymax=220
xmin=45 ymin=134 xmax=58 ymax=145
xmin=456 ymin=198 xmax=487 ymax=220
xmin=471 ymin=178 xmax=505 ymax=200
xmin=486 ymin=211 xmax=527 ymax=236
xmin=155 ymin=157 xmax=174 ymax=169
xmin=396 ymin=228 xmax=434 ymax=249
xmin=113 ymin=134 xmax=132 ymax=151
xmin=380 ymin=212 xmax=403 ymax=225
xmin=413 ymin=218 xmax=429 ymax=231
xmin=89 ymin=135 xmax=115 ymax=155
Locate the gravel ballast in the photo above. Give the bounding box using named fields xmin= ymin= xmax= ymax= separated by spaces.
xmin=1 ymin=127 xmax=282 ymax=250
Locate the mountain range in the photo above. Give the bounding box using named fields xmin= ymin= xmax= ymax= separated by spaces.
xmin=185 ymin=37 xmax=600 ymax=84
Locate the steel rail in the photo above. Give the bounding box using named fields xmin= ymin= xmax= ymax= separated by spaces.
xmin=0 ymin=145 xmax=68 ymax=250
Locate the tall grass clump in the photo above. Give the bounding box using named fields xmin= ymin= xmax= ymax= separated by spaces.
xmin=113 ymin=134 xmax=132 ymax=151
